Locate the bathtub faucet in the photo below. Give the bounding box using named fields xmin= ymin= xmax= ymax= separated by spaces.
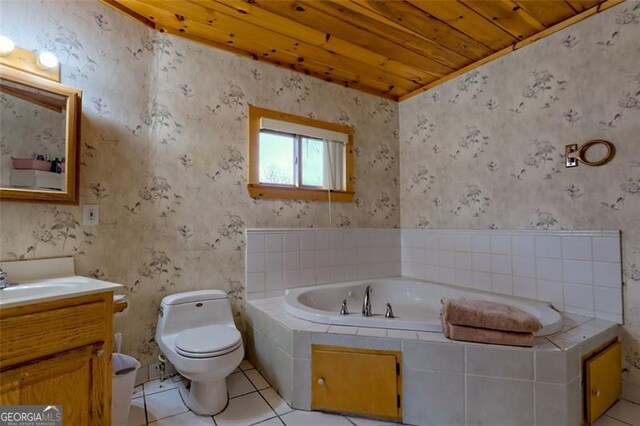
xmin=362 ymin=285 xmax=372 ymax=317
xmin=340 ymin=299 xmax=349 ymax=315
xmin=0 ymin=265 xmax=11 ymax=290
xmin=385 ymin=303 xmax=394 ymax=318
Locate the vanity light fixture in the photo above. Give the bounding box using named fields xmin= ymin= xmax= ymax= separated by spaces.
xmin=37 ymin=51 xmax=59 ymax=70
xmin=0 ymin=40 xmax=60 ymax=82
xmin=0 ymin=36 xmax=15 ymax=56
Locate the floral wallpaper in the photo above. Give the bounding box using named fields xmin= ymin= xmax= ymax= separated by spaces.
xmin=400 ymin=1 xmax=640 ymax=385
xmin=2 ymin=0 xmax=639 ymax=390
xmin=0 ymin=92 xmax=66 ymax=187
xmin=0 ymin=0 xmax=399 ymax=366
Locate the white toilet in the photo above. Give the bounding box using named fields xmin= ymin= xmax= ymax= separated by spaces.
xmin=156 ymin=290 xmax=244 ymax=415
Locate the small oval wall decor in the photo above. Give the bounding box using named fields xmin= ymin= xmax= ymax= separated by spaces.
xmin=565 ymin=140 xmax=616 ymax=168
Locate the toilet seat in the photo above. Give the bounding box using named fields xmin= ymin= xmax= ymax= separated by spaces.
xmin=175 ymin=325 xmax=242 ymax=358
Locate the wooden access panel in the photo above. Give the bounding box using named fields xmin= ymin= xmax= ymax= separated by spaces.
xmin=585 ymin=341 xmax=622 ymax=424
xmin=311 ymin=345 xmax=401 ymax=421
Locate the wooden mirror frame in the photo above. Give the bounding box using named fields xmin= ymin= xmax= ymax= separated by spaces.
xmin=0 ymin=64 xmax=82 ymax=204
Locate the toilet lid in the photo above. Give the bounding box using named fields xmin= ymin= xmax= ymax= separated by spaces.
xmin=175 ymin=325 xmax=241 ymax=358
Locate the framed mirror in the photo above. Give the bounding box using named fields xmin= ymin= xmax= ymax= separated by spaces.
xmin=0 ymin=64 xmax=81 ymax=204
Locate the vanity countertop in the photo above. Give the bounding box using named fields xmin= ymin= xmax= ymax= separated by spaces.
xmin=0 ymin=276 xmax=122 ymax=309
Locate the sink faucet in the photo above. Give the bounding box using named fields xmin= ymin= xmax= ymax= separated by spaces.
xmin=362 ymin=285 xmax=372 ymax=317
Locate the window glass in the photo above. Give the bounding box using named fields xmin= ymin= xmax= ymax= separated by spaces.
xmin=248 ymin=106 xmax=354 ymax=202
xmin=301 ymin=137 xmax=324 ymax=187
xmin=258 ymin=131 xmax=295 ymax=185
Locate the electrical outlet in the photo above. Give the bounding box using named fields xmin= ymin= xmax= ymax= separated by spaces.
xmin=83 ymin=204 xmax=99 ymax=226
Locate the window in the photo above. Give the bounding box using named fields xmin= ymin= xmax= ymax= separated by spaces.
xmin=247 ymin=106 xmax=354 ymax=202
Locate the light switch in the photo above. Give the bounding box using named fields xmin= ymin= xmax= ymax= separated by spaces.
xmin=83 ymin=204 xmax=99 ymax=226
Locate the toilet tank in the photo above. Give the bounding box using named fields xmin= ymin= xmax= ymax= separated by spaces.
xmin=157 ymin=290 xmax=235 ymax=336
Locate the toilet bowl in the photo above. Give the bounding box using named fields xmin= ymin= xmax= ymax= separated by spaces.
xmin=156 ymin=290 xmax=244 ymax=415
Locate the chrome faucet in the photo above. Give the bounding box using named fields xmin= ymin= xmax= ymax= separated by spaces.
xmin=362 ymin=285 xmax=372 ymax=317
xmin=385 ymin=303 xmax=395 ymax=318
xmin=0 ymin=265 xmax=10 ymax=289
xmin=340 ymin=299 xmax=349 ymax=315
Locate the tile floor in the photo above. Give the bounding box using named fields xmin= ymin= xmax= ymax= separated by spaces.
xmin=129 ymin=360 xmax=639 ymax=426
xmin=594 ymin=399 xmax=640 ymax=426
xmin=128 ymin=360 xmax=398 ymax=426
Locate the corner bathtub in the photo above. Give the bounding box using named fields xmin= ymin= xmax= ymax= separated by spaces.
xmin=284 ymin=278 xmax=562 ymax=336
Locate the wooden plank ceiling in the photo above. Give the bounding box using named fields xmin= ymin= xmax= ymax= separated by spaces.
xmin=102 ymin=0 xmax=619 ymax=101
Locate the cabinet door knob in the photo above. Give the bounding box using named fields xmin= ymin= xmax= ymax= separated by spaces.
xmin=317 ymin=378 xmax=325 ymax=386
xmin=592 ymin=389 xmax=601 ymax=398
xmin=96 ymin=349 xmax=105 ymax=357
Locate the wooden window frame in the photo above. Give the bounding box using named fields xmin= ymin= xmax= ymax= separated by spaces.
xmin=247 ymin=105 xmax=354 ymax=202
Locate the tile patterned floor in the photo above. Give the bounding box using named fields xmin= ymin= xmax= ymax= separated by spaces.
xmin=594 ymin=399 xmax=640 ymax=426
xmin=129 ymin=360 xmax=639 ymax=426
xmin=127 ymin=360 xmax=398 ymax=426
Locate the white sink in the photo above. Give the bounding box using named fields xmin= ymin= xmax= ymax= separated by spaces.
xmin=2 ymin=281 xmax=77 ymax=298
xmin=0 ymin=276 xmax=122 ymax=308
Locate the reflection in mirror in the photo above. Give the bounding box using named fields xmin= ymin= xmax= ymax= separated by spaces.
xmin=1 ymin=79 xmax=67 ymax=192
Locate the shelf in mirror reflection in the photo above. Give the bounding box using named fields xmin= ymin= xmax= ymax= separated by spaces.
xmin=9 ymin=169 xmax=66 ymax=191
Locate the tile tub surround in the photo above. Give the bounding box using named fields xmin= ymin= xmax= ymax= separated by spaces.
xmin=401 ymin=229 xmax=623 ymax=323
xmin=245 ymin=228 xmax=402 ymax=298
xmin=246 ymin=228 xmax=622 ymax=324
xmin=246 ymin=297 xmax=620 ymax=426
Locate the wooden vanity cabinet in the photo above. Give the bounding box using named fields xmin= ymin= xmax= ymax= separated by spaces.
xmin=0 ymin=292 xmax=113 ymax=425
xmin=311 ymin=345 xmax=402 ymax=421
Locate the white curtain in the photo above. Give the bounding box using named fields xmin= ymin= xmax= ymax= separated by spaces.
xmin=323 ymin=140 xmax=345 ymax=191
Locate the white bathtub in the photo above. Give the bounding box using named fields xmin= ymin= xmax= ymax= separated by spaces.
xmin=284 ymin=278 xmax=563 ymax=336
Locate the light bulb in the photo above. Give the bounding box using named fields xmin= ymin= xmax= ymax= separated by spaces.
xmin=37 ymin=51 xmax=58 ymax=69
xmin=0 ymin=36 xmax=15 ymax=56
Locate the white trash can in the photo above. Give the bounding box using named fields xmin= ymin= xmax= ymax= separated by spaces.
xmin=111 ymin=353 xmax=141 ymax=426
